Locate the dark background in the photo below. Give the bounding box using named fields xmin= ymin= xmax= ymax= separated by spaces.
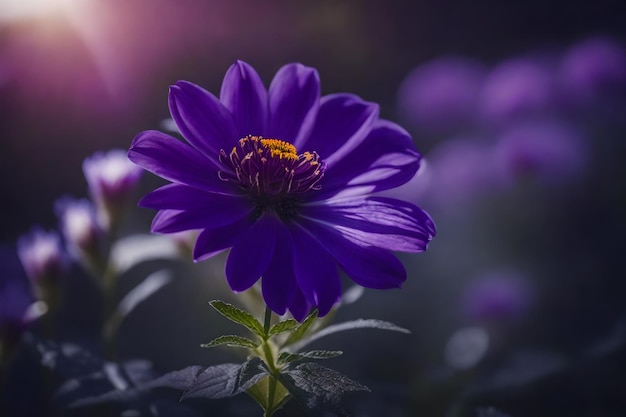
xmin=1 ymin=1 xmax=626 ymax=416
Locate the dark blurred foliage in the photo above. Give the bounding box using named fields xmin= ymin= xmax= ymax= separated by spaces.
xmin=1 ymin=1 xmax=626 ymax=416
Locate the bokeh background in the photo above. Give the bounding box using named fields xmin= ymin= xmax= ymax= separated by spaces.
xmin=1 ymin=0 xmax=626 ymax=416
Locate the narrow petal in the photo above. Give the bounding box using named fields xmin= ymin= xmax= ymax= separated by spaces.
xmin=129 ymin=130 xmax=236 ymax=195
xmin=225 ymin=215 xmax=279 ymax=292
xmin=268 ymin=63 xmax=320 ymax=146
xmin=169 ymin=81 xmax=238 ymax=164
xmin=288 ymin=285 xmax=312 ymax=322
xmin=193 ymin=216 xmax=256 ymax=262
xmin=316 ymin=120 xmax=421 ymax=199
xmin=139 ymin=183 xmax=248 ymax=210
xmin=151 ymin=198 xmax=253 ymax=233
xmin=289 ymin=223 xmax=341 ymax=316
xmin=261 ymin=223 xmax=296 ymax=315
xmin=305 ymin=94 xmax=378 ymax=168
xmin=220 ymin=60 xmax=268 ymax=137
xmin=301 ymin=196 xmax=436 ymax=253
xmin=294 ymin=217 xmax=407 ymax=289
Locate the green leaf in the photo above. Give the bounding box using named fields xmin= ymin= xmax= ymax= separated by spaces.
xmin=201 ymin=335 xmax=259 ymax=349
xmin=269 ymin=319 xmax=298 ymax=336
xmin=281 ymin=309 xmax=319 ymax=347
xmin=209 ymin=300 xmax=265 ymax=337
xmin=278 ymin=362 xmax=369 ymax=415
xmin=278 ymin=350 xmax=343 ymax=365
xmin=290 ymin=319 xmax=410 ymax=351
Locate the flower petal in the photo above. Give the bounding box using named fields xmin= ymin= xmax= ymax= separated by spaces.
xmin=220 ymin=60 xmax=268 ymax=137
xmin=169 ymin=81 xmax=238 ymax=164
xmin=301 ymin=196 xmax=436 ymax=253
xmin=305 ymin=93 xmax=378 ymax=168
xmin=128 ymin=130 xmax=236 ymax=195
xmin=288 ymin=285 xmax=312 ymax=322
xmin=225 ymin=215 xmax=279 ymax=292
xmin=317 ymin=119 xmax=421 ymax=199
xmin=294 ymin=216 xmax=407 ymax=289
xmin=193 ymin=216 xmax=256 ymax=262
xmin=139 ymin=183 xmax=247 ymax=210
xmin=261 ymin=223 xmax=296 ymax=315
xmin=268 ymin=63 xmax=320 ymax=146
xmin=151 ymin=197 xmax=253 ymax=234
xmin=289 ymin=223 xmax=341 ymax=316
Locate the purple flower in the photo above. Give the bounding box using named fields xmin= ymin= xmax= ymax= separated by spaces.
xmin=494 ymin=122 xmax=587 ymax=185
xmin=479 ymin=56 xmax=557 ymax=124
xmin=397 ymin=57 xmax=485 ymax=134
xmin=83 ymin=149 xmax=143 ymax=229
xmin=17 ymin=228 xmax=67 ymax=286
xmin=128 ymin=61 xmax=436 ymax=320
xmin=416 ymin=138 xmax=505 ymax=208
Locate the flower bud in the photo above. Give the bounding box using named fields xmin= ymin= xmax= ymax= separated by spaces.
xmin=83 ymin=149 xmax=143 ymax=231
xmin=16 ymin=228 xmax=67 ymax=308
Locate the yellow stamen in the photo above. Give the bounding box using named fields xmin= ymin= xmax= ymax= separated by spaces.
xmin=260 ymin=138 xmax=299 ymax=161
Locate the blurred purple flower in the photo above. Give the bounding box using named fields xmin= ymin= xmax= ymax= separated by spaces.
xmin=462 ymin=271 xmax=533 ymax=322
xmin=495 ymin=122 xmax=587 ymax=185
xmin=55 ymin=197 xmax=103 ymax=261
xmin=416 ymin=138 xmax=504 ymax=207
xmin=479 ymin=56 xmax=557 ymax=124
xmin=129 ymin=60 xmax=436 ymax=320
xmin=0 ymin=245 xmax=35 ymax=332
xmin=17 ymin=228 xmax=67 ymax=286
xmin=397 ymin=57 xmax=486 ymax=134
xmin=83 ymin=149 xmax=142 ymax=229
xmin=559 ymin=36 xmax=626 ymax=105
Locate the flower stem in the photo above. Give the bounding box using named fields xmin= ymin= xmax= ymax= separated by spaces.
xmin=263 ymin=306 xmax=272 ymax=336
xmin=259 ymin=307 xmax=280 ymax=416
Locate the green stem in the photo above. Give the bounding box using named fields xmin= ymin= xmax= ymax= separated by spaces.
xmin=260 ymin=307 xmax=280 ymax=416
xmin=263 ymin=306 xmax=272 ymax=336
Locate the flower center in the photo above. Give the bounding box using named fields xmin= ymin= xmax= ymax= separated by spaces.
xmin=218 ymin=135 xmax=325 ymax=219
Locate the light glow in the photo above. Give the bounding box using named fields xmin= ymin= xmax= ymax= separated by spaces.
xmin=0 ymin=0 xmax=72 ymax=22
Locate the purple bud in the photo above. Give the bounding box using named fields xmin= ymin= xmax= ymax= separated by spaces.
xmin=83 ymin=149 xmax=142 ymax=229
xmin=16 ymin=228 xmax=67 ymax=286
xmin=55 ymin=197 xmax=103 ymax=261
xmin=559 ymin=36 xmax=626 ymax=105
xmin=397 ymin=57 xmax=486 ymax=134
xmin=462 ymin=271 xmax=533 ymax=322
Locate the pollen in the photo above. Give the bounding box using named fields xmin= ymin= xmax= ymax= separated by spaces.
xmin=260 ymin=138 xmax=299 ymax=161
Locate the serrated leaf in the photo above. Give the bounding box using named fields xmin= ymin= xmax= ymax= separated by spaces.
xmin=209 ymin=300 xmax=265 ymax=337
xmin=282 ymin=310 xmax=319 ymax=347
xmin=180 ymin=359 xmax=269 ymax=401
xmin=278 ymin=362 xmax=369 ymax=416
xmin=181 ymin=363 xmax=242 ymax=400
xmin=236 ymin=357 xmax=268 ymax=392
xmin=269 ymin=319 xmax=298 ymax=336
xmin=278 ymin=350 xmax=343 ymax=365
xmin=201 ymin=335 xmax=259 ymax=349
xmin=290 ymin=319 xmax=410 ymax=351
xmin=144 ymin=366 xmax=205 ymax=391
